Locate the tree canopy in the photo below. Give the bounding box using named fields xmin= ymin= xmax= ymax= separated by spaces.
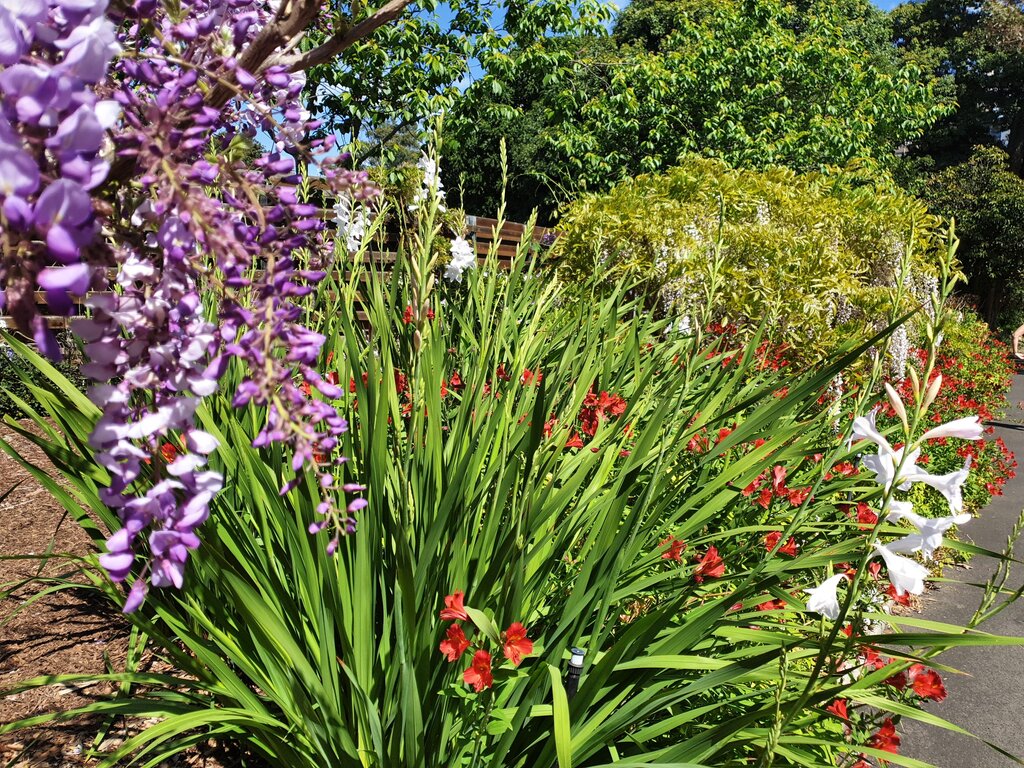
xmin=891 ymin=0 xmax=1024 ymax=173
xmin=921 ymin=146 xmax=1024 ymax=324
xmin=304 ymin=0 xmax=612 ymax=167
xmin=443 ymin=0 xmax=948 ymax=220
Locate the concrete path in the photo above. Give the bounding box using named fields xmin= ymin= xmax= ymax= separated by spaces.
xmin=901 ymin=374 xmax=1024 ymax=767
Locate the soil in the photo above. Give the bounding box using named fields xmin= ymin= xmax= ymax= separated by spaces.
xmin=0 ymin=424 xmax=230 ymax=767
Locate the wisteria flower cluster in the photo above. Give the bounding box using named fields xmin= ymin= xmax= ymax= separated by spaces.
xmin=0 ymin=0 xmax=120 ymax=358
xmin=0 ymin=0 xmax=381 ymax=609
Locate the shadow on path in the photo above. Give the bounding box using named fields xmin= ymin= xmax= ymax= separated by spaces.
xmin=901 ymin=374 xmax=1024 ymax=767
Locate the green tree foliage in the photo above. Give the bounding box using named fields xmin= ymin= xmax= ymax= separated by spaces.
xmin=891 ymin=0 xmax=1024 ymax=174
xmin=554 ymin=156 xmax=943 ymax=360
xmin=921 ymin=146 xmax=1024 ymax=326
xmin=303 ymin=0 xmax=613 ymax=167
xmin=444 ymin=0 xmax=948 ymax=218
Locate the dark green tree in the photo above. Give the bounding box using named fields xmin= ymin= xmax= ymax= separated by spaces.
xmin=891 ymin=0 xmax=1024 ymax=173
xmin=922 ymin=146 xmax=1024 ymax=325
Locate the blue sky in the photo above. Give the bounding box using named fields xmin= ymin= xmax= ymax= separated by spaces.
xmin=872 ymin=0 xmax=905 ymax=10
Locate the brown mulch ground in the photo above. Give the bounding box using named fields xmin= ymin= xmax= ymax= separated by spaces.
xmin=0 ymin=423 xmax=233 ymax=767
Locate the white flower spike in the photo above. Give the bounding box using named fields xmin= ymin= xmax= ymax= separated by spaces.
xmin=804 ymin=573 xmax=848 ymax=620
xmin=445 ymin=236 xmax=476 ymax=282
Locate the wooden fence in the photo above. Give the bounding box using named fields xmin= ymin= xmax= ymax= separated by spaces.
xmin=1 ymin=216 xmax=553 ymax=333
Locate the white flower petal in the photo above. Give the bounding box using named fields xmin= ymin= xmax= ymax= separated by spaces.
xmin=186 ymin=430 xmax=219 ymax=454
xmin=851 ymin=410 xmax=894 ymax=455
xmin=804 ymin=573 xmax=848 ymax=620
xmin=886 ymin=506 xmax=971 ymax=559
xmin=873 ymin=542 xmax=929 ymax=596
xmin=910 ymin=456 xmax=972 ymax=514
xmin=920 ymin=416 xmax=984 ymax=442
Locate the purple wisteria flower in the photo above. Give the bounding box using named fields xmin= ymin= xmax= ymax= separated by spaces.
xmin=2 ymin=0 xmax=375 ymax=610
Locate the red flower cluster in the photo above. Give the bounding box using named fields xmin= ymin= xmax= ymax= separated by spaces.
xmin=437 ymin=591 xmax=534 ymax=693
xmin=742 ymin=464 xmax=812 ymax=510
xmin=578 ymin=389 xmax=628 ymax=438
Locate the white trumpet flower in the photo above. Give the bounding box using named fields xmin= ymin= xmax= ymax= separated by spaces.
xmin=886 ymin=504 xmax=971 ymax=559
xmin=873 ymin=542 xmax=929 ymax=596
xmin=804 ymin=574 xmax=848 ymax=620
xmin=920 ymin=416 xmax=984 ymax=442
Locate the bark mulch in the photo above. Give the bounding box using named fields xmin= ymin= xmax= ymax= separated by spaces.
xmin=0 ymin=423 xmax=231 ymax=767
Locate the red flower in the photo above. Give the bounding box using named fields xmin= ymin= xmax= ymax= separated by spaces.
xmin=883 ymin=666 xmax=907 ymax=691
xmin=861 ymin=646 xmax=886 ymax=671
xmin=520 ymin=368 xmax=542 ymax=385
xmin=502 ymin=622 xmax=533 ymax=667
xmin=395 ymin=371 xmax=408 ymax=394
xmin=300 ymin=381 xmax=312 ymax=397
xmin=771 ymin=465 xmax=787 ymax=495
xmin=764 ymin=532 xmax=799 ymax=557
xmin=402 ymin=305 xmax=414 ymax=324
xmin=868 ymin=718 xmax=901 ymax=754
xmin=787 ymin=487 xmax=810 ymax=507
xmin=441 ymin=379 xmax=449 ymax=397
xmin=426 ymin=307 xmax=435 ymax=320
xmin=440 ymin=591 xmax=469 ymax=621
xmin=496 ymin=363 xmax=511 ymax=382
xmin=439 ymin=624 xmax=470 ymax=662
xmin=833 ymin=461 xmax=858 ymax=477
xmin=909 ymin=665 xmax=947 ymax=701
xmin=755 ymin=487 xmax=773 ymax=509
xmin=716 ymin=427 xmax=733 ymax=444
xmin=601 ymin=392 xmax=627 ymax=417
xmin=693 ymin=546 xmax=726 ymax=583
xmin=160 ymin=442 xmax=178 ymax=463
xmin=661 ymin=537 xmax=687 ymax=562
xmin=886 ymin=583 xmax=911 ymax=606
xmin=463 ymin=649 xmax=493 ymax=692
xmin=565 ymin=433 xmax=584 ymax=449
xmin=826 ymin=698 xmax=849 ymax=720
xmin=856 ymin=502 xmax=878 ymax=530
xmin=449 ymin=371 xmax=463 ymax=389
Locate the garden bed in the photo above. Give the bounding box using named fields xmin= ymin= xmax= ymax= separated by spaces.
xmin=0 ymin=425 xmax=232 ymax=768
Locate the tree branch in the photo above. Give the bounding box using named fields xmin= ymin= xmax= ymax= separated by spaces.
xmin=284 ymin=0 xmax=416 ymax=73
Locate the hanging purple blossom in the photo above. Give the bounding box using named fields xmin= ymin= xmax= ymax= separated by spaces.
xmin=1 ymin=0 xmax=382 ymax=610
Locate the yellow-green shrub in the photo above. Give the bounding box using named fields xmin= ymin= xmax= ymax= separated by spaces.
xmin=553 ymin=156 xmax=944 ymax=359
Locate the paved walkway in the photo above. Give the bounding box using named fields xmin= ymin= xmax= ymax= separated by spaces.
xmin=902 ymin=374 xmax=1024 ymax=767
